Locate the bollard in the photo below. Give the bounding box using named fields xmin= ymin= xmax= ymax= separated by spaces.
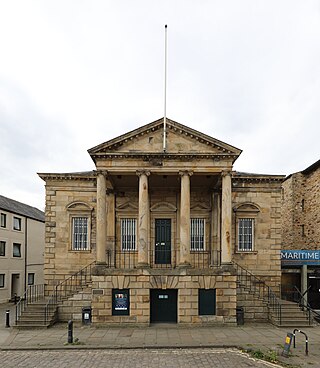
xmin=293 ymin=329 xmax=308 ymax=356
xmin=282 ymin=332 xmax=293 ymax=357
xmin=5 ymin=310 xmax=10 ymax=328
xmin=67 ymin=320 xmax=73 ymax=344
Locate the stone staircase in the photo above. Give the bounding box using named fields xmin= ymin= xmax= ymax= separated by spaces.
xmin=234 ymin=262 xmax=313 ymax=327
xmin=15 ymin=299 xmax=58 ymax=328
xmin=270 ymin=300 xmax=312 ymax=327
xmin=15 ymin=262 xmax=95 ymax=328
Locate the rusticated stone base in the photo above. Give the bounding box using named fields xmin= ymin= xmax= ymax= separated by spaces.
xmin=89 ymin=267 xmax=237 ymax=325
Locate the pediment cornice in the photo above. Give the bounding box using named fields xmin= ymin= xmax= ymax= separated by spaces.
xmin=88 ymin=118 xmax=242 ymax=158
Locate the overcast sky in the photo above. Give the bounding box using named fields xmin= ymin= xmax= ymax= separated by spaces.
xmin=1 ymin=0 xmax=319 ymax=211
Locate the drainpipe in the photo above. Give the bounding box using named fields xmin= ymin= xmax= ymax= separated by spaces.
xmin=24 ymin=217 xmax=28 ymax=292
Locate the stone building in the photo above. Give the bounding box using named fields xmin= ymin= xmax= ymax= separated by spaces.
xmin=0 ymin=195 xmax=45 ymax=303
xmin=39 ymin=118 xmax=284 ymax=325
xmin=281 ymin=160 xmax=320 ymax=309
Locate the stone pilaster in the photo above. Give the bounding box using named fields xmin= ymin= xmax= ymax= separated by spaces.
xmin=179 ymin=170 xmax=193 ymax=266
xmin=137 ymin=170 xmax=150 ymax=267
xmin=221 ymin=171 xmax=232 ymax=264
xmin=96 ymin=172 xmax=107 ymax=264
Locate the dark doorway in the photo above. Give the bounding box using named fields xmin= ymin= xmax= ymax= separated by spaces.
xmin=308 ymin=275 xmax=320 ymax=309
xmin=155 ymin=219 xmax=171 ymax=264
xmin=150 ymin=289 xmax=177 ymax=323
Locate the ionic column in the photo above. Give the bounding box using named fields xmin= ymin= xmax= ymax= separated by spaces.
xmin=96 ymin=172 xmax=107 ymax=264
xmin=221 ymin=170 xmax=232 ymax=264
xmin=179 ymin=170 xmax=193 ymax=266
xmin=137 ymin=170 xmax=150 ymax=267
xmin=106 ymin=190 xmax=115 ymax=266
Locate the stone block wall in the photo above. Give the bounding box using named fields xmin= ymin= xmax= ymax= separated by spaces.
xmin=90 ymin=269 xmax=237 ymax=325
xmin=282 ymin=166 xmax=320 ymax=250
xmin=44 ymin=177 xmax=97 ymax=295
xmin=232 ymin=177 xmax=283 ymax=294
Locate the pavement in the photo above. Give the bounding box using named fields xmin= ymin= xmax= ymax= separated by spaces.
xmin=1 ymin=302 xmax=320 ymax=368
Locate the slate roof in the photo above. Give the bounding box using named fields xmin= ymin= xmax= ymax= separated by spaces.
xmin=0 ymin=195 xmax=45 ymax=222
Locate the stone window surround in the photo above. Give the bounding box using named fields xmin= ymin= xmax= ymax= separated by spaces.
xmin=233 ymin=203 xmax=260 ymax=253
xmin=66 ymin=201 xmax=93 ymax=252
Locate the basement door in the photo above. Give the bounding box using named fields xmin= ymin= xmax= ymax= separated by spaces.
xmin=155 ymin=219 xmax=171 ymax=265
xmin=150 ymin=289 xmax=177 ymax=323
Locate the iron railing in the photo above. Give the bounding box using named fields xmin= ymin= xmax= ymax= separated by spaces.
xmin=294 ymin=286 xmax=319 ymax=324
xmin=233 ymin=262 xmax=282 ymax=324
xmin=43 ymin=261 xmax=96 ymax=325
xmin=108 ymin=248 xmax=221 ymax=269
xmin=15 ymin=284 xmax=45 ymax=324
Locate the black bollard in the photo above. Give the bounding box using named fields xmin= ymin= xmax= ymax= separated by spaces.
xmin=67 ymin=320 xmax=73 ymax=344
xmin=5 ymin=310 xmax=10 ymax=328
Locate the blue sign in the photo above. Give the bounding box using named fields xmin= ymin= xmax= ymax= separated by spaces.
xmin=281 ymin=250 xmax=320 ymax=266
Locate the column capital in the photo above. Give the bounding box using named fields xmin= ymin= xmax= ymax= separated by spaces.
xmin=95 ymin=170 xmax=108 ymax=177
xmin=179 ymin=170 xmax=193 ymax=177
xmin=221 ymin=170 xmax=232 ymax=178
xmin=136 ymin=170 xmax=151 ymax=177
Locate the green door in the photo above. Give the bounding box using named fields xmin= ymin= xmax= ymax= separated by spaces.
xmin=155 ymin=219 xmax=171 ymax=264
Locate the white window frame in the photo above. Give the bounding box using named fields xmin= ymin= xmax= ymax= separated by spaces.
xmin=121 ymin=218 xmax=137 ymax=251
xmin=238 ymin=218 xmax=254 ymax=252
xmin=13 ymin=216 xmax=21 ymax=231
xmin=0 ymin=241 xmax=5 ymax=256
xmin=0 ymin=274 xmax=4 ymax=288
xmin=13 ymin=243 xmax=21 ymax=257
xmin=191 ymin=218 xmax=205 ymax=251
xmin=72 ymin=217 xmax=89 ymax=251
xmin=28 ymin=273 xmax=35 ymax=285
xmin=0 ymin=213 xmax=6 ymax=228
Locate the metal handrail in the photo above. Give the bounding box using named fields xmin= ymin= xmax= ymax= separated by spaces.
xmin=43 ymin=261 xmax=96 ymax=325
xmin=15 ymin=284 xmax=45 ymax=324
xmin=233 ymin=262 xmax=282 ymax=324
xmin=294 ymin=286 xmax=320 ymax=324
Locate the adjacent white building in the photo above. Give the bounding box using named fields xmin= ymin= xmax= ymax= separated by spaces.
xmin=0 ymin=195 xmax=45 ymax=303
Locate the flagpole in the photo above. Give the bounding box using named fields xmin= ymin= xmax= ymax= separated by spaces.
xmin=163 ymin=24 xmax=167 ymax=152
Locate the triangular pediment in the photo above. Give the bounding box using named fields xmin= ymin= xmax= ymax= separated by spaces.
xmin=88 ymin=118 xmax=242 ymax=159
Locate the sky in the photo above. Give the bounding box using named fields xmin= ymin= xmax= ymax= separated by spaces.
xmin=0 ymin=0 xmax=319 ymax=211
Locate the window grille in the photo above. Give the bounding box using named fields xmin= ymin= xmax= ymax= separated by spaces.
xmin=72 ymin=217 xmax=88 ymax=250
xmin=121 ymin=219 xmax=136 ymax=251
xmin=238 ymin=218 xmax=254 ymax=251
xmin=191 ymin=218 xmax=205 ymax=251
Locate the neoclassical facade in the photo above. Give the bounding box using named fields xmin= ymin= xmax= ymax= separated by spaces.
xmin=39 ymin=118 xmax=284 ymax=325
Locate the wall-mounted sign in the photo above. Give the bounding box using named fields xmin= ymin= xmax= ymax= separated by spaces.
xmin=112 ymin=289 xmax=130 ymax=316
xmin=281 ymin=250 xmax=320 ymax=266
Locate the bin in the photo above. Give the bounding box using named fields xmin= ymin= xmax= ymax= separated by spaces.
xmin=82 ymin=306 xmax=92 ymax=325
xmin=236 ymin=307 xmax=244 ymax=325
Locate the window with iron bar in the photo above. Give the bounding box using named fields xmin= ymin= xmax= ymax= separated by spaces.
xmin=191 ymin=218 xmax=205 ymax=251
xmin=72 ymin=217 xmax=88 ymax=250
xmin=238 ymin=218 xmax=254 ymax=251
xmin=121 ymin=218 xmax=137 ymax=251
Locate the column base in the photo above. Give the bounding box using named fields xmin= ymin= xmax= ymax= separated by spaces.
xmin=137 ymin=262 xmax=150 ymax=269
xmin=178 ymin=262 xmax=191 ymax=269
